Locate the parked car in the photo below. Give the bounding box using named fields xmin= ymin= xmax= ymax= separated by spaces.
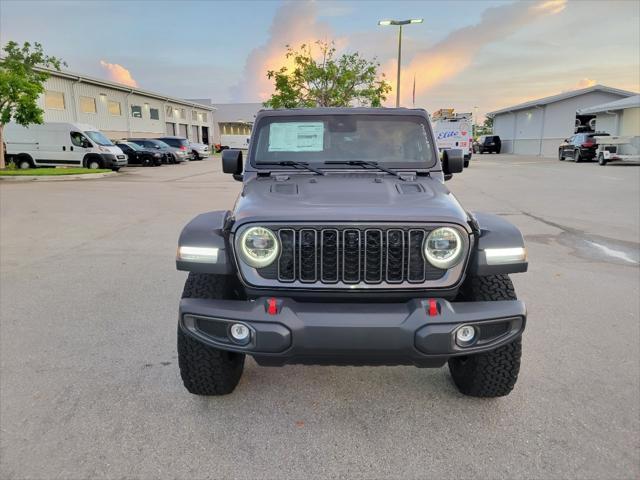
xmin=175 ymin=107 xmax=528 ymax=398
xmin=5 ymin=122 xmax=127 ymax=171
xmin=115 ymin=141 xmax=162 ymax=167
xmin=155 ymin=136 xmax=191 ymax=162
xmin=189 ymin=142 xmax=210 ymax=160
xmin=474 ymin=135 xmax=501 ymax=154
xmin=127 ymin=138 xmax=183 ymax=164
xmin=558 ymin=132 xmax=609 ymax=162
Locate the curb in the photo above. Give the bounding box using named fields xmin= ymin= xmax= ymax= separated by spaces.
xmin=0 ymin=171 xmax=119 ymax=182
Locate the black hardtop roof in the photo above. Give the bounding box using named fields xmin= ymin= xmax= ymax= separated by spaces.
xmin=255 ymin=107 xmax=429 ymax=119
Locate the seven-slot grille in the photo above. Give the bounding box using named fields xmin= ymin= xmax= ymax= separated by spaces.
xmin=255 ymin=226 xmax=450 ymax=285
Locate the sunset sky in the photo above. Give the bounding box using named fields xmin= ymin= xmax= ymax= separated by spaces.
xmin=1 ymin=0 xmax=638 ymax=118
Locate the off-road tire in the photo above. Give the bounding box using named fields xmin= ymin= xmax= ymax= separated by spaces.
xmin=448 ymin=275 xmax=522 ymax=397
xmin=178 ymin=273 xmax=245 ymax=395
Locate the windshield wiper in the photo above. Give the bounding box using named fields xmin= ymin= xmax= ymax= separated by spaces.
xmin=324 ymin=160 xmax=405 ymax=180
xmin=258 ymin=161 xmax=325 ymax=176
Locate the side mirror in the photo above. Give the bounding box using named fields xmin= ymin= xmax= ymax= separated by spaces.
xmin=222 ymin=149 xmax=243 ymax=178
xmin=442 ymin=148 xmax=464 ymax=177
xmin=82 ymin=140 xmax=92 ymax=148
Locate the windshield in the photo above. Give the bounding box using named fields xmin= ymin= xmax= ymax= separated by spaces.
xmin=123 ymin=142 xmax=142 ymax=151
xmin=251 ymin=115 xmax=436 ymax=169
xmin=162 ymin=138 xmax=189 ymax=148
xmin=85 ymin=130 xmax=113 ymax=146
xmin=152 ymin=140 xmax=171 ymax=149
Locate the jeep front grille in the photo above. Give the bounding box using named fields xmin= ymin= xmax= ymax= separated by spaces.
xmin=254 ymin=225 xmax=452 ymax=286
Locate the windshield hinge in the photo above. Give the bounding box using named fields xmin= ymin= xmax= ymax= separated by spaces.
xmin=398 ymin=172 xmax=417 ymax=181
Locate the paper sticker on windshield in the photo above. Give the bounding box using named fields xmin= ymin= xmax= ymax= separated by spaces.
xmin=268 ymin=122 xmax=324 ymax=152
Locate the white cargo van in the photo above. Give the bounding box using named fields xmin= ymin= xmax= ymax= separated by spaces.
xmin=219 ymin=133 xmax=250 ymax=150
xmin=431 ymin=111 xmax=473 ymax=167
xmin=5 ymin=122 xmax=127 ymax=171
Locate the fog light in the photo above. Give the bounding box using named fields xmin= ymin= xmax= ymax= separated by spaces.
xmin=456 ymin=325 xmax=476 ymax=346
xmin=230 ymin=323 xmax=250 ymax=343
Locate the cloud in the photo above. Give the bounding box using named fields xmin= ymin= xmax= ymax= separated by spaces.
xmin=389 ymin=0 xmax=568 ymax=105
xmin=99 ymin=60 xmax=138 ymax=87
xmin=575 ymin=78 xmax=597 ymax=89
xmin=230 ymin=0 xmax=332 ymax=102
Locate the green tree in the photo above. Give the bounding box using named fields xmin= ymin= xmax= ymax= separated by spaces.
xmin=0 ymin=41 xmax=65 ymax=169
xmin=264 ymin=41 xmax=391 ymax=109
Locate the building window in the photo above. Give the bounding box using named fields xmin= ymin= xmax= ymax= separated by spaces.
xmin=165 ymin=105 xmax=173 ymax=118
xmin=131 ymin=105 xmax=142 ymax=118
xmin=179 ymin=108 xmax=186 ymax=120
xmin=192 ymin=110 xmax=198 ymax=121
xmin=150 ymin=108 xmax=160 ymax=120
xmin=79 ymin=96 xmax=97 ymax=114
xmin=44 ymin=90 xmax=65 ymax=110
xmin=108 ymin=100 xmax=121 ymax=116
xmin=201 ymin=112 xmax=208 ymax=123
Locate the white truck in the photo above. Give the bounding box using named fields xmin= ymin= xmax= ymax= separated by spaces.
xmin=217 ymin=134 xmax=250 ymax=152
xmin=5 ymin=122 xmax=127 ymax=171
xmin=431 ymin=110 xmax=473 ymax=167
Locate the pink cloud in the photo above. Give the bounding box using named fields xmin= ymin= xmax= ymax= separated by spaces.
xmin=99 ymin=60 xmax=138 ymax=87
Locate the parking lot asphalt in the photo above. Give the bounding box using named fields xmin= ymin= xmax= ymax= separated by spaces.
xmin=1 ymin=155 xmax=639 ymax=479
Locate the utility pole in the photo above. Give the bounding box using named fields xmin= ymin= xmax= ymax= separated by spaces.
xmin=378 ymin=18 xmax=423 ymax=108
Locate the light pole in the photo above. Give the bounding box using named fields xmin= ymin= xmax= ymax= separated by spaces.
xmin=378 ymin=18 xmax=423 ymax=107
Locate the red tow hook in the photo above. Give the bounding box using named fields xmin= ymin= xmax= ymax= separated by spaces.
xmin=427 ymin=299 xmax=439 ymax=317
xmin=266 ymin=297 xmax=278 ymax=315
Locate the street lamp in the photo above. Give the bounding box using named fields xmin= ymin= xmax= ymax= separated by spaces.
xmin=378 ymin=18 xmax=423 ymax=107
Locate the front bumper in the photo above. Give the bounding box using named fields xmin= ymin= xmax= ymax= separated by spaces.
xmin=100 ymin=153 xmax=128 ymax=167
xmin=179 ymin=297 xmax=526 ymax=367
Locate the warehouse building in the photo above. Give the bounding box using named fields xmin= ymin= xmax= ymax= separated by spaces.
xmin=577 ymin=95 xmax=640 ymax=137
xmin=487 ymin=85 xmax=637 ymax=157
xmin=190 ymin=100 xmax=263 ymax=148
xmin=37 ymin=67 xmax=216 ymax=144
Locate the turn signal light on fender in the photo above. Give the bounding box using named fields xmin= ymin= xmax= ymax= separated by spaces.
xmin=266 ymin=298 xmax=278 ymax=315
xmin=427 ymin=299 xmax=439 ymax=317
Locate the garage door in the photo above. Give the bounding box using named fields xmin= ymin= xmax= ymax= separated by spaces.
xmin=179 ymin=124 xmax=188 ymax=137
xmin=191 ymin=125 xmax=199 ymax=142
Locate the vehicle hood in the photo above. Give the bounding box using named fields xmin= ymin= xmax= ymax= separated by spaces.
xmin=232 ymin=173 xmax=470 ymax=229
xmin=105 ymin=146 xmax=124 ymax=155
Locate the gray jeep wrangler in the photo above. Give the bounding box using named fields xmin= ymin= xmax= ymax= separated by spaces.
xmin=176 ymin=108 xmax=527 ymax=397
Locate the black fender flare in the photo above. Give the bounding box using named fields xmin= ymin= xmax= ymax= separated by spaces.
xmin=176 ymin=211 xmax=234 ymax=274
xmin=468 ymin=212 xmax=528 ymax=276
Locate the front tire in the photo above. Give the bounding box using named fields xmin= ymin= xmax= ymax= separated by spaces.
xmin=598 ymin=153 xmax=607 ymax=166
xmin=86 ymin=157 xmax=102 ymax=169
xmin=178 ymin=273 xmax=245 ymax=395
xmin=448 ymin=275 xmax=522 ymax=397
xmin=558 ymin=149 xmax=564 ymax=161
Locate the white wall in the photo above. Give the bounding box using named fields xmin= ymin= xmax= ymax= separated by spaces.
xmin=594 ymin=113 xmax=618 ymax=134
xmin=492 ymin=90 xmax=632 ymax=156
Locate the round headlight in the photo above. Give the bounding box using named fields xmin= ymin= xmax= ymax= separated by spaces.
xmin=424 ymin=227 xmax=464 ymax=269
xmin=238 ymin=227 xmax=279 ymax=268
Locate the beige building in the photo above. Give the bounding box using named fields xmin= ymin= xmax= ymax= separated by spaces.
xmin=38 ymin=68 xmax=216 ymax=144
